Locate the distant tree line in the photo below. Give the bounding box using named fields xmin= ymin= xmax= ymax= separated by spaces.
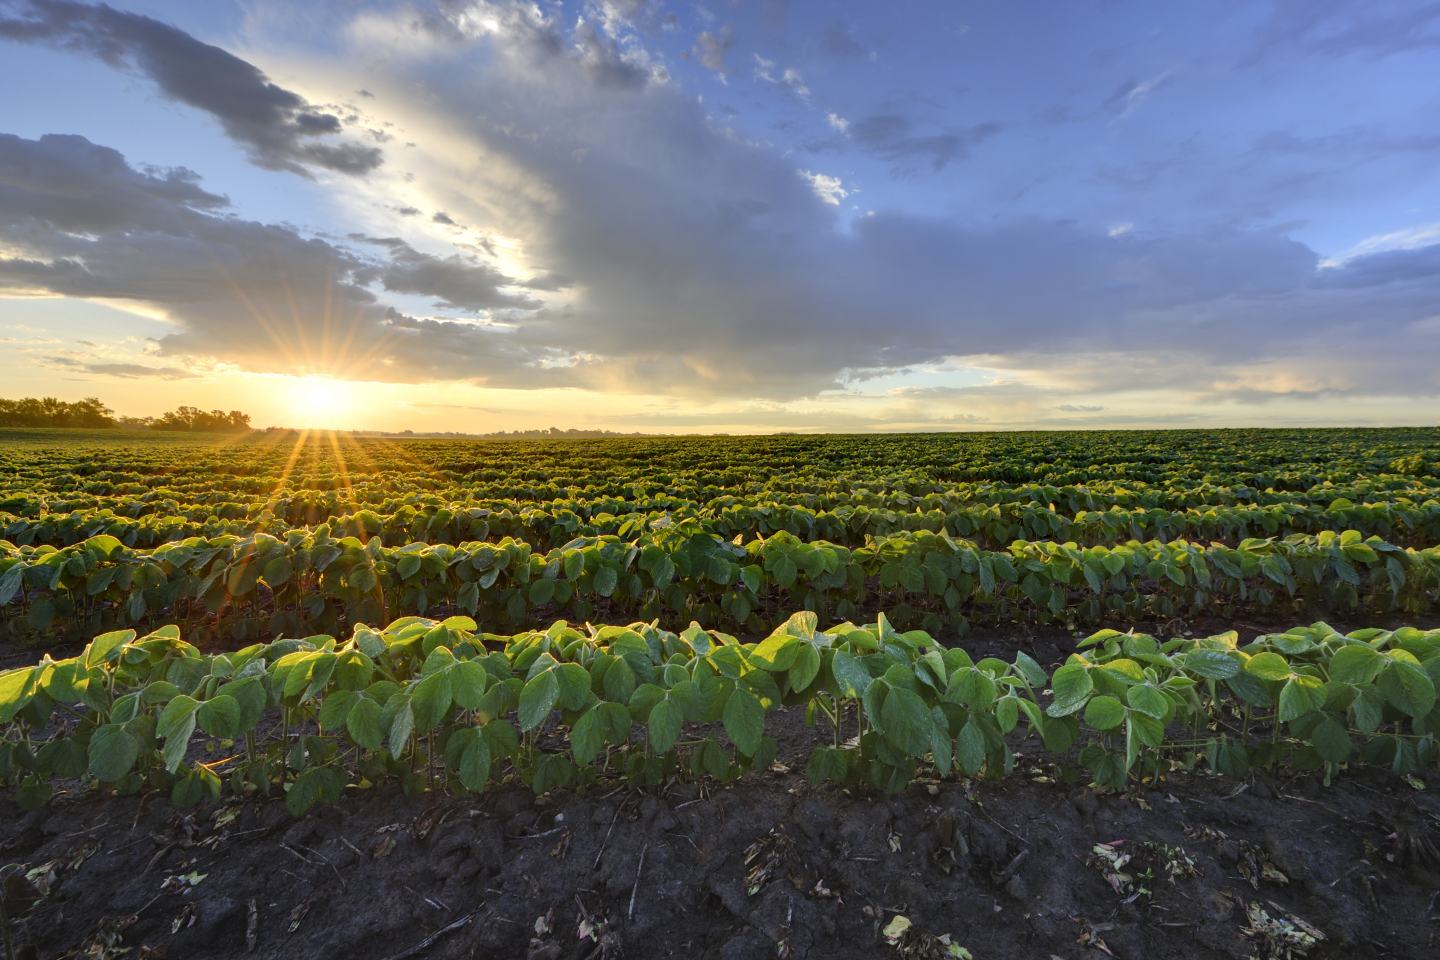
xmin=0 ymin=397 xmax=251 ymax=432
xmin=138 ymin=406 xmax=252 ymax=432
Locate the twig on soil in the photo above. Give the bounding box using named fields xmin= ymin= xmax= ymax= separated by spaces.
xmin=979 ymin=810 xmax=1028 ymax=846
xmin=62 ymin=819 xmax=111 ymax=839
xmin=378 ymin=910 xmax=477 ymax=960
xmin=593 ymin=799 xmax=629 ymax=870
xmin=508 ymin=826 xmax=567 ymax=841
xmin=403 ymin=884 xmax=449 ymax=912
xmin=994 ymin=848 xmax=1030 ymax=884
xmin=280 ymin=841 xmax=347 ymax=888
xmin=245 ymin=898 xmax=258 ymax=953
xmin=628 ymin=842 xmax=650 ymax=922
xmin=1279 ymin=793 xmax=1344 ymax=817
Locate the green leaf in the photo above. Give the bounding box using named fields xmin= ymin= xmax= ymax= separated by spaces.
xmin=1245 ymin=651 xmax=1291 ymax=682
xmin=1310 ymin=716 xmax=1352 ymax=763
xmin=751 ymin=632 xmax=801 ymax=671
xmin=603 ymin=657 xmax=637 ymax=702
xmin=196 ymin=695 xmax=241 ymax=738
xmin=1046 ymin=662 xmax=1093 ymax=717
xmin=788 ymin=643 xmax=820 ymax=692
xmin=879 ymin=685 xmax=931 ymax=756
xmin=648 ymin=698 xmax=682 ymax=754
xmin=1083 ymin=694 xmax=1126 ymax=730
xmin=1278 ymin=674 xmax=1326 ymax=722
xmin=770 ymin=555 xmax=797 ymax=589
xmin=88 ymin=724 xmax=139 ymax=782
xmin=1182 ymin=649 xmax=1240 ymax=680
xmin=1330 ymin=644 xmax=1384 ymax=686
xmin=0 ymin=667 xmax=36 ymax=724
xmin=158 ymin=694 xmax=201 ymax=740
xmin=830 ymin=649 xmax=871 ymax=698
xmin=571 ymin=705 xmax=605 ymax=765
xmin=0 ymin=564 xmax=23 ymax=606
xmin=1377 ymin=660 xmax=1436 ymax=719
xmin=386 ymin=697 xmax=415 ymax=759
xmin=723 ymin=685 xmax=765 ymax=756
xmin=286 ymin=766 xmax=344 ymax=816
xmin=451 ymin=660 xmax=489 ymax=710
xmin=1126 ymin=685 xmax=1169 ymax=721
xmin=263 ymin=555 xmax=292 ymax=587
xmin=956 ymin=719 xmax=986 ymax=776
xmin=161 ymin=712 xmax=196 ymax=774
xmin=528 ymin=578 xmax=556 ymax=605
xmin=458 ymin=729 xmax=491 ymax=791
xmin=347 ymin=696 xmax=383 ymax=750
xmin=555 ymin=662 xmax=593 ymax=711
xmin=84 ymin=629 xmax=135 ymax=669
xmin=411 ymin=668 xmax=454 ymax=729
xmin=593 ymin=565 xmax=619 ymax=598
xmin=518 ymin=669 xmax=560 ymax=732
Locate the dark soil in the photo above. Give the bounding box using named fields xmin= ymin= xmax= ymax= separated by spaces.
xmin=4 ymin=736 xmax=1439 ymax=960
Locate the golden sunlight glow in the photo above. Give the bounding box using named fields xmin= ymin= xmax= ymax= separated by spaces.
xmin=283 ymin=375 xmax=362 ymax=428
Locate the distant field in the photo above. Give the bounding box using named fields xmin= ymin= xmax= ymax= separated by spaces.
xmin=2 ymin=426 xmax=1438 ymax=645
xmin=4 ymin=426 xmax=1440 ymax=959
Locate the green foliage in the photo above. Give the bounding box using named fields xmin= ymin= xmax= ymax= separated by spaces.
xmin=1 ymin=612 xmax=1434 ymax=814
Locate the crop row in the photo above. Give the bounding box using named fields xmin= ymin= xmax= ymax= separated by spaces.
xmin=4 ymin=429 xmax=1436 ymax=520
xmin=8 ymin=495 xmax=1440 ymax=553
xmin=8 ymin=472 xmax=1440 ymax=525
xmin=2 ymin=611 xmax=1435 ymax=813
xmin=3 ymin=526 xmax=1436 ymax=643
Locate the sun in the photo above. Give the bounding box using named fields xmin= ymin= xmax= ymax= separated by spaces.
xmin=285 ymin=375 xmax=352 ymax=428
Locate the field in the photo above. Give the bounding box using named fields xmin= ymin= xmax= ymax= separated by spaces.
xmin=2 ymin=427 xmax=1440 ymax=959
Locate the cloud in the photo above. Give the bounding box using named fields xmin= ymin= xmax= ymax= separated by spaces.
xmin=0 ymin=0 xmax=382 ymax=177
xmin=1321 ymin=222 xmax=1440 ymax=267
xmin=40 ymin=352 xmax=196 ymax=379
xmin=571 ymin=16 xmax=653 ymax=90
xmin=1103 ymin=72 xmax=1172 ymax=118
xmin=1057 ymin=403 xmax=1105 ymax=412
xmin=0 ymin=132 xmax=531 ymax=382
xmin=692 ymin=25 xmax=733 ymax=73
xmin=353 ymin=235 xmax=536 ymax=312
xmin=800 ymin=170 xmax=847 ymax=206
xmin=825 ymin=112 xmax=850 ymax=134
xmin=753 ymin=53 xmax=810 ymax=99
xmin=845 ymin=113 xmax=1002 ymax=172
xmin=84 ymin=361 xmax=197 ymax=379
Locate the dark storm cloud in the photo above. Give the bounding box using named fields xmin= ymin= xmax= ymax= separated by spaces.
xmin=0 ymin=0 xmax=382 ymax=176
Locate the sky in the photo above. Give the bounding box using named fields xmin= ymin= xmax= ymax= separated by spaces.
xmin=0 ymin=0 xmax=1437 ymax=433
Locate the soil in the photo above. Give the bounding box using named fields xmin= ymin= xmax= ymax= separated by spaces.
xmin=3 ymin=728 xmax=1439 ymax=960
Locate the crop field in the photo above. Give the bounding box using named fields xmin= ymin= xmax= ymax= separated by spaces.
xmin=3 ymin=427 xmax=1440 ymax=959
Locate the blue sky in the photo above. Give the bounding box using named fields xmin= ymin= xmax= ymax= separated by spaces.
xmin=0 ymin=0 xmax=1437 ymax=431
